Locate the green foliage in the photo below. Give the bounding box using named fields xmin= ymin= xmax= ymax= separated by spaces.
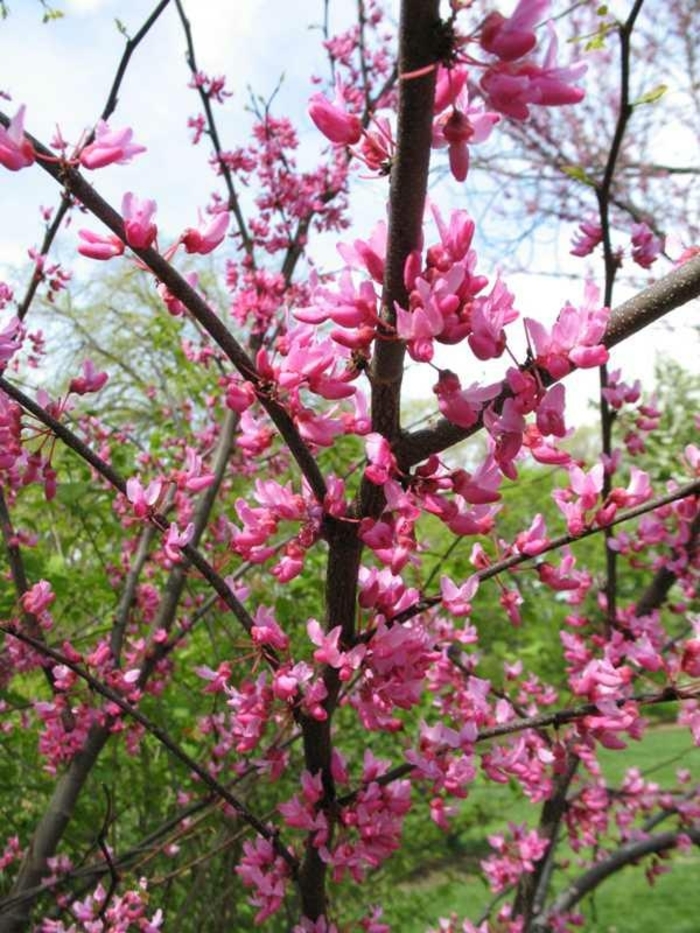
xmin=561 ymin=163 xmax=597 ymax=186
xmin=631 ymin=84 xmax=669 ymax=108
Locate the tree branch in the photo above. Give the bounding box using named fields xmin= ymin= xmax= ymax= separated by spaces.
xmin=173 ymin=0 xmax=253 ymax=258
xmin=533 ymin=826 xmax=700 ymax=928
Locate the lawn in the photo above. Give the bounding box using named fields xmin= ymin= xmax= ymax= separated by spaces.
xmin=393 ymin=726 xmax=700 ymax=932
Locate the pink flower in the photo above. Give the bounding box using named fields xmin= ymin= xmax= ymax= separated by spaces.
xmin=163 ymin=521 xmax=194 ymax=562
xmin=357 ymin=116 xmax=394 ymax=173
xmin=69 ymin=359 xmax=109 ymax=395
xmin=158 ymin=271 xmax=198 ymax=317
xmin=177 ymin=447 xmax=215 ymax=493
xmin=631 ymin=222 xmax=663 ymax=268
xmin=607 ymin=466 xmax=652 ymax=508
xmin=440 ymin=574 xmax=479 ymax=616
xmin=434 ymin=370 xmax=501 ymax=429
xmin=433 ymin=65 xmax=469 ymax=113
xmin=308 ymin=80 xmax=362 ymax=146
xmin=515 ymin=512 xmax=549 ymax=555
xmin=468 ymin=277 xmax=517 ymax=359
xmin=236 ymin=837 xmax=290 ymax=923
xmin=525 ymin=284 xmax=609 ymax=377
xmin=80 ymin=121 xmax=146 ymax=170
xmin=569 ymin=463 xmax=604 ymax=510
xmin=251 ymin=606 xmax=289 ymax=651
xmin=480 ymin=0 xmax=550 ymax=62
xmin=681 ymin=639 xmax=700 ymax=677
xmin=182 ymin=211 xmax=230 ymax=254
xmin=536 ymin=383 xmax=566 ymax=437
xmin=364 ymin=433 xmax=397 ymax=485
xmin=0 ymin=105 xmax=35 ymax=171
xmin=433 ymin=92 xmax=500 ymax=182
xmin=571 ymin=218 xmax=603 ymax=257
xmin=121 ymin=192 xmax=157 ymax=250
xmin=126 ymin=477 xmax=163 ymax=518
xmin=571 ymin=657 xmax=633 ymax=702
xmin=307 ymin=620 xmax=366 ymax=680
xmin=481 ymin=24 xmax=586 ymax=120
xmin=77 ymin=229 xmax=125 ymax=261
xmin=337 ymin=223 xmax=386 ymax=284
xmin=21 ymin=580 xmax=55 ymax=615
xmin=0 ymin=315 xmax=21 ymax=364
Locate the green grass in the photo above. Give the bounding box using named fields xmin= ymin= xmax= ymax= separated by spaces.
xmin=390 ymin=727 xmax=700 ymax=932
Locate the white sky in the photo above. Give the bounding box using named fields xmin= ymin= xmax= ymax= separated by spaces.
xmin=0 ymin=0 xmax=697 ymax=428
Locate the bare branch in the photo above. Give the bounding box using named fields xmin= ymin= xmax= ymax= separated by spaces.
xmin=533 ymin=826 xmax=700 ymax=928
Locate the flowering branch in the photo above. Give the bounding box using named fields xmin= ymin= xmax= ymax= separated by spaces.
xmin=396 ymin=252 xmax=700 ymax=467
xmin=173 ymin=0 xmax=253 ymax=257
xmin=15 ymin=0 xmax=172 ymax=323
xmin=0 ymin=625 xmax=297 ymax=873
xmin=337 ymin=684 xmax=697 ymax=806
xmin=0 ymin=113 xmax=328 ymax=503
xmin=367 ymin=0 xmax=439 ymax=444
xmin=391 ymin=477 xmax=700 ymax=625
xmin=595 ymin=0 xmax=646 ymax=633
xmin=0 ymin=489 xmax=61 ymax=697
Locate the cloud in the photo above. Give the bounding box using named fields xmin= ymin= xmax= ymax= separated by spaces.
xmin=64 ymin=0 xmax=113 ymax=13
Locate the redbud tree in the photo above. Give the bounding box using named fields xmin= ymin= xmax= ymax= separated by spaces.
xmin=0 ymin=1 xmax=699 ymax=930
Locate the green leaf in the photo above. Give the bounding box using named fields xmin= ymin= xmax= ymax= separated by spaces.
xmin=632 ymin=84 xmax=668 ymax=107
xmin=561 ymin=164 xmax=596 ymax=187
xmin=40 ymin=0 xmax=64 ymax=22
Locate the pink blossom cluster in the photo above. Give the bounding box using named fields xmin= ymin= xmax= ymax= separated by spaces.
xmin=307 ymin=0 xmax=586 ymax=183
xmin=38 ymin=879 xmax=163 ymax=932
xmin=482 ymin=822 xmax=549 ymax=893
xmin=1 ymin=3 xmax=699 ymax=931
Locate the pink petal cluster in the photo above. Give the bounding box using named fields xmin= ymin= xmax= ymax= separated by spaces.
xmin=126 ymin=476 xmax=163 ymax=518
xmin=0 ymin=105 xmax=35 ymax=171
xmin=481 ymin=24 xmax=586 ymax=120
xmin=122 ymin=192 xmax=157 ymax=250
xmin=0 ymin=315 xmax=21 ymax=365
xmin=482 ymin=823 xmax=549 ymax=893
xmin=236 ymin=837 xmax=291 ymax=923
xmin=480 ymin=0 xmax=550 ymax=62
xmin=68 ymin=359 xmax=109 ymax=395
xmin=182 ymin=211 xmax=230 ymax=254
xmin=77 ymin=229 xmax=125 ymax=261
xmin=571 ymin=218 xmax=603 ymax=257
xmin=433 ymin=90 xmax=500 ymax=182
xmin=525 ymin=284 xmax=609 ymax=378
xmin=630 ymin=222 xmax=663 ymax=268
xmin=308 ymin=80 xmax=362 ymax=146
xmin=80 ymin=121 xmax=146 ymax=170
